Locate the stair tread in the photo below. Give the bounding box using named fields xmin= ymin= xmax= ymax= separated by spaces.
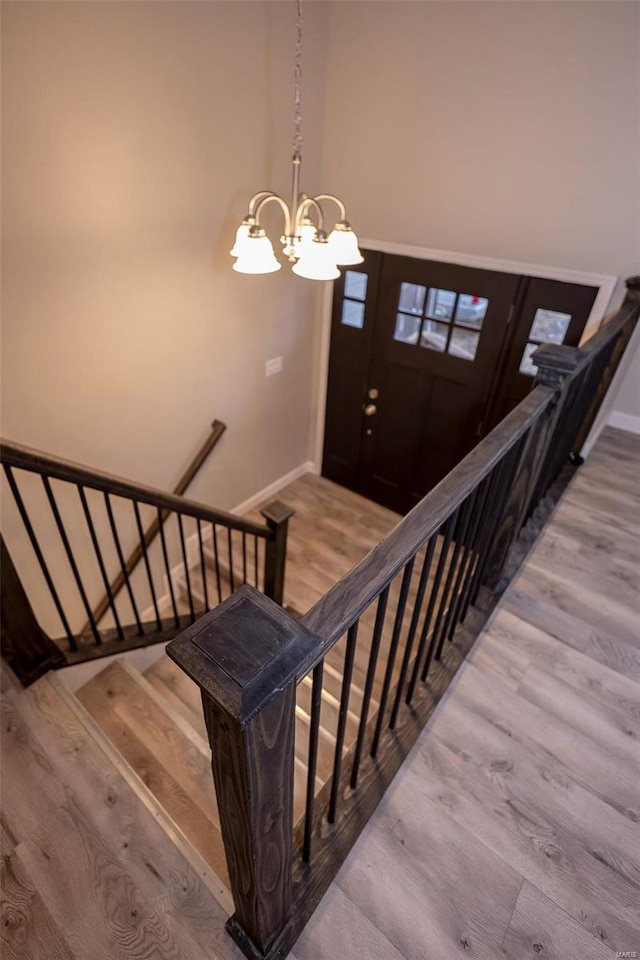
xmin=2 ymin=672 xmax=233 ymax=955
xmin=145 ymin=656 xmax=311 ymax=821
xmin=77 ymin=660 xmax=229 ymax=885
xmin=144 ymin=658 xmax=209 ymax=741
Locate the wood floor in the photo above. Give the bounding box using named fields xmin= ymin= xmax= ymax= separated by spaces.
xmin=293 ymin=427 xmax=640 ymax=960
xmin=1 ymin=427 xmax=638 ymax=959
xmin=251 ymin=471 xmax=403 ymax=615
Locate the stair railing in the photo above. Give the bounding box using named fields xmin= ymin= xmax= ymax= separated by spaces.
xmin=1 ymin=430 xmax=294 ymax=685
xmin=167 ymin=277 xmax=639 ymax=960
xmin=85 ymin=417 xmax=227 ymax=632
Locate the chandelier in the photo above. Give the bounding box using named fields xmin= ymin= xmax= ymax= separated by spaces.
xmin=230 ymin=0 xmax=362 ymax=280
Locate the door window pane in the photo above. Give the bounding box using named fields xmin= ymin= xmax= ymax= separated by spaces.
xmin=449 ymin=328 xmax=480 ymax=361
xmin=341 ymin=299 xmax=365 ymax=329
xmin=519 ymin=342 xmax=539 ymax=376
xmin=420 ymin=319 xmax=449 ymax=352
xmin=426 ymin=288 xmax=456 ymax=321
xmin=398 ymin=282 xmax=426 ymax=315
xmin=394 ymin=313 xmax=421 ymax=344
xmin=455 ymin=295 xmax=489 ymax=329
xmin=529 ymin=308 xmax=571 ymax=344
xmin=344 ymin=271 xmax=368 ymax=301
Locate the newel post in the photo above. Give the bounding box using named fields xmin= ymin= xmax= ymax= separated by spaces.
xmin=166 ymin=585 xmax=318 ymax=960
xmin=482 ymin=343 xmax=586 ymax=591
xmin=260 ymin=500 xmax=295 ymax=606
xmin=1 ymin=536 xmax=65 ymax=684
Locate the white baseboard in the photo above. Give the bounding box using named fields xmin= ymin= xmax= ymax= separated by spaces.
xmin=607 ymin=410 xmax=640 ymax=435
xmin=231 ymin=460 xmax=315 ymax=516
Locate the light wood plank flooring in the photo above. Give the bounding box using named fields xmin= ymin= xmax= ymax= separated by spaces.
xmin=292 ymin=426 xmax=640 ymax=960
xmin=250 ymin=471 xmax=403 ymax=614
xmin=2 ymin=427 xmax=638 ymax=959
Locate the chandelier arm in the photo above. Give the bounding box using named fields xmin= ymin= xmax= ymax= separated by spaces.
xmin=254 ymin=194 xmax=293 ymax=238
xmin=311 ymin=193 xmax=348 ymax=222
xmin=247 ymin=191 xmax=278 ymax=217
xmin=295 ymin=196 xmax=325 ymax=232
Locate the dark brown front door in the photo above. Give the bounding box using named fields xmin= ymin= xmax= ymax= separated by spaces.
xmin=322 ymin=252 xmax=522 ymax=513
xmin=322 ymin=252 xmax=600 ymax=514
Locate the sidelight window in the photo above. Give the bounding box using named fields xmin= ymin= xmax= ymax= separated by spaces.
xmin=341 ymin=270 xmax=368 ymax=328
xmin=394 ymin=285 xmax=487 ymax=361
xmin=519 ymin=308 xmax=572 ymax=376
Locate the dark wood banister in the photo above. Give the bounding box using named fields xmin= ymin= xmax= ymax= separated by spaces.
xmin=0 ymin=433 xmax=269 ymax=538
xmin=86 ymin=418 xmax=227 ymax=628
xmin=298 ymin=285 xmax=640 ymax=668
xmin=166 ymin=277 xmax=640 ymax=960
xmin=1 ymin=423 xmax=294 ymax=682
xmin=299 ymin=383 xmax=555 ymax=669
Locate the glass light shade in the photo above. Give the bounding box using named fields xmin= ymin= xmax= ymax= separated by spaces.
xmin=292 ymin=238 xmax=340 ymax=281
xmin=327 ymin=222 xmax=364 ymax=265
xmin=230 ymin=220 xmax=255 ymax=257
xmin=291 ymin=217 xmax=318 ymax=260
xmin=232 ymin=233 xmax=281 ymax=274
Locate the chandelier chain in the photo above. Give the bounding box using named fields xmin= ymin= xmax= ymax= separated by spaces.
xmin=231 ymin=0 xmax=361 ymax=277
xmin=293 ymin=0 xmax=303 ymax=159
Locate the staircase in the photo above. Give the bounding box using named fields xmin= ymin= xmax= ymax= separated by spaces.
xmin=73 ymin=634 xmax=376 ymax=907
xmin=69 ymin=469 xmax=459 ymax=907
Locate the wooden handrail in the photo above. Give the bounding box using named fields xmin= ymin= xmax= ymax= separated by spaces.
xmin=87 ymin=418 xmax=227 ymax=628
xmin=0 ymin=434 xmax=269 ymax=538
xmin=299 ymin=383 xmax=555 ymax=668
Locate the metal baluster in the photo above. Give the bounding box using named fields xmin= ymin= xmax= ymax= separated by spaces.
xmin=470 ymin=435 xmax=526 ymax=605
xmin=77 ymin=485 xmax=124 ymax=640
xmin=254 ymin=535 xmax=259 ymax=588
xmin=328 ymin=622 xmax=359 ymax=823
xmin=103 ymin=493 xmax=144 ymax=636
xmin=458 ymin=457 xmax=508 ymax=623
xmin=446 ymin=472 xmax=492 ymax=640
xmin=406 ymin=509 xmax=458 ymax=704
xmin=157 ymin=507 xmax=179 ymax=626
xmin=227 ymin=528 xmax=235 ymax=594
xmin=370 ymin=558 xmax=415 ymax=757
xmin=134 ymin=501 xmax=162 ymax=631
xmin=197 ymin=519 xmax=210 ymax=610
xmin=211 ymin=523 xmax=223 ymax=603
xmin=350 ymin=587 xmax=389 ymax=788
xmin=302 ymin=660 xmax=324 ymax=863
xmin=389 ymin=536 xmax=437 ymax=729
xmin=242 ymin=533 xmax=248 ymax=585
xmin=177 ymin=513 xmax=195 ymax=622
xmin=42 ymin=476 xmax=101 ymax=644
xmin=433 ymin=488 xmax=480 ymax=663
xmin=3 ymin=465 xmax=76 ymax=649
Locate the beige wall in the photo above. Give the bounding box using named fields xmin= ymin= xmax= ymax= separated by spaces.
xmin=321 ymin=0 xmax=639 ymax=419
xmin=3 ymin=0 xmax=638 ymax=499
xmin=2 ymin=1 xmax=638 ymax=634
xmin=1 ymin=1 xmax=329 ymax=632
xmin=323 ymin=1 xmax=638 ymax=276
xmin=2 ymin=1 xmax=328 ymax=508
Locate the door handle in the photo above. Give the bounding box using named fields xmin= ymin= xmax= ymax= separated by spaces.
xmin=364 ymin=404 xmax=377 ymax=416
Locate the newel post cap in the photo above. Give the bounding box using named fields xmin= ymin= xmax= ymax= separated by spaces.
xmin=166 ymin=585 xmax=319 ymax=725
xmin=531 ymin=342 xmax=588 ymax=386
xmin=625 ymin=276 xmax=640 ymax=301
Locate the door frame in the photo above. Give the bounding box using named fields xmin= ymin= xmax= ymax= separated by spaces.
xmin=312 ymin=238 xmax=617 ymax=472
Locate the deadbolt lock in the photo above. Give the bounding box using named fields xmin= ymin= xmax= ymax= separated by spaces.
xmin=364 ymin=404 xmax=377 ymax=416
xmin=368 ymin=387 xmax=379 ymax=400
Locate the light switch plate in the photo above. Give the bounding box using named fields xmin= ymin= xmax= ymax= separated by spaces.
xmin=265 ymin=356 xmax=283 ymax=377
